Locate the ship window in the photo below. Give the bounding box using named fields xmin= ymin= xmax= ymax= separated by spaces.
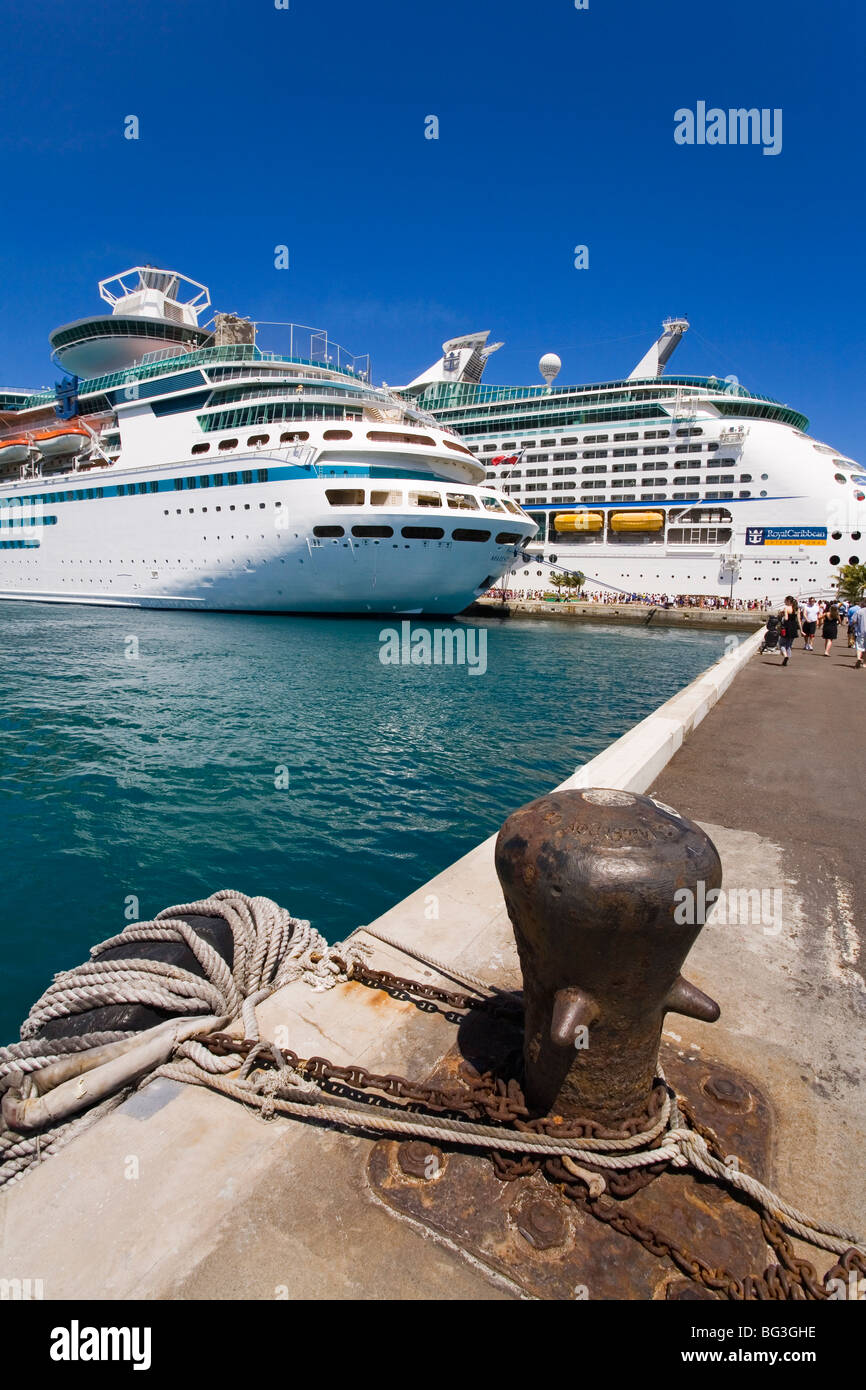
xmin=502 ymin=500 xmax=521 ymax=514
xmin=496 ymin=532 xmax=523 ymax=544
xmin=326 ymin=488 xmax=365 ymax=506
xmin=247 ymin=434 xmax=270 ymax=446
xmin=280 ymin=431 xmax=310 ymax=443
xmin=443 ymin=439 xmax=475 ymax=455
xmin=402 ymin=525 xmax=445 ymax=539
xmin=184 ymin=477 xmax=197 ymax=490
xmin=707 ymin=442 xmax=719 ymax=451
xmin=738 ymin=491 xmax=751 ymax=498
xmin=613 ymin=432 xmax=639 ymax=441
xmin=676 ymin=427 xmax=703 ymax=437
xmin=446 ymin=492 xmax=479 ymax=510
xmin=584 ymin=435 xmax=609 ymax=444
xmin=313 ymin=525 xmax=344 ymax=538
xmin=739 ymin=474 xmax=752 ymax=482
xmin=453 ymin=528 xmax=491 ymax=542
xmin=850 ymin=555 xmax=860 ymax=565
xmin=218 ymin=439 xmax=239 ymax=451
xmin=553 ymin=466 xmax=577 ymax=476
xmin=241 ymin=470 xmax=253 ymax=484
xmin=192 ymin=443 xmax=210 ymax=455
xmin=256 ymin=469 xmax=269 ymax=482
xmin=541 ymin=439 xmax=556 ymax=446
xmin=480 ymin=496 xmax=506 ymax=512
xmin=830 ymin=555 xmax=840 ymax=565
xmin=583 ymin=450 xmax=608 ymax=459
xmin=410 ymin=490 xmax=441 ymax=508
xmin=352 ymin=524 xmax=394 ymax=538
xmin=561 ymin=437 xmax=578 ymax=445
xmin=371 ymin=490 xmax=403 ymax=506
xmin=367 ymin=430 xmax=436 ymax=447
xmin=323 ymin=429 xmax=353 ymax=440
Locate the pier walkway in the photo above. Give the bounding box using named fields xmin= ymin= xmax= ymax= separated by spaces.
xmin=652 ymin=637 xmax=866 ymax=964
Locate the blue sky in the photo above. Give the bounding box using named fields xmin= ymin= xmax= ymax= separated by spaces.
xmin=0 ymin=0 xmax=863 ymax=459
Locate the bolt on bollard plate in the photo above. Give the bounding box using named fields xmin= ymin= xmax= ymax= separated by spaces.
xmin=367 ymin=1038 xmax=773 ymax=1301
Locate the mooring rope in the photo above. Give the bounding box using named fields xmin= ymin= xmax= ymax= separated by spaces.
xmin=0 ymin=891 xmax=367 ymax=1188
xmin=1 ymin=892 xmax=863 ymax=1265
xmin=154 ymin=1049 xmax=866 ymax=1258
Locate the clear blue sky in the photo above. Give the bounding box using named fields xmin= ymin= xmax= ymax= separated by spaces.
xmin=0 ymin=0 xmax=863 ymax=460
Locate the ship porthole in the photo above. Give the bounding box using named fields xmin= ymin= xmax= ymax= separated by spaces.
xmin=830 ymin=555 xmax=840 ymax=565
xmin=850 ymin=556 xmax=860 ymax=565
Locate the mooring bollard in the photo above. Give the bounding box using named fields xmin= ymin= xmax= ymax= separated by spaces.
xmin=494 ymin=787 xmax=722 ymax=1124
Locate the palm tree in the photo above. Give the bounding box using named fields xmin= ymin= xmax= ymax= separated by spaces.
xmin=836 ymin=563 xmax=866 ymax=603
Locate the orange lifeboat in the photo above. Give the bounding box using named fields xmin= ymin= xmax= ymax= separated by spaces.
xmin=33 ymin=424 xmax=91 ymax=459
xmin=0 ymin=436 xmax=33 ymax=468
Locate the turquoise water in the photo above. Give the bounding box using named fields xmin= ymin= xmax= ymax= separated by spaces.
xmin=0 ymin=604 xmax=727 ymax=1038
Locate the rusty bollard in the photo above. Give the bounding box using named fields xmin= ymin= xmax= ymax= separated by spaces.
xmin=495 ymin=788 xmax=722 ymax=1124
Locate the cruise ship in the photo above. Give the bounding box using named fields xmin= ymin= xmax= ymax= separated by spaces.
xmin=403 ymin=321 xmax=866 ymax=601
xmin=0 ymin=268 xmax=536 ymax=613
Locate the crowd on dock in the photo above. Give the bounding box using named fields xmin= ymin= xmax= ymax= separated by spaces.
xmin=486 ymin=587 xmax=770 ymax=610
xmin=766 ymin=596 xmax=865 ymax=667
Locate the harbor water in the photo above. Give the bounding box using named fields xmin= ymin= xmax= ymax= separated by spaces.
xmin=0 ymin=603 xmax=729 ymax=1038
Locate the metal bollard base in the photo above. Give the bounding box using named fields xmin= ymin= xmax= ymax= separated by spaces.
xmin=366 ymin=1040 xmax=772 ymax=1302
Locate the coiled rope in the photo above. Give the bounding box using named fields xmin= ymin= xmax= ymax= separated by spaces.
xmin=0 ymin=890 xmax=367 ymax=1188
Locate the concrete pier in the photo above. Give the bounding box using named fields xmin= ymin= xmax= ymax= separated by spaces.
xmin=1 ymin=627 xmax=863 ymax=1300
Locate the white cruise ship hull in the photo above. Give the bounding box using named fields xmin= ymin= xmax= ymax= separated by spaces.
xmin=0 ymin=463 xmax=530 ymax=615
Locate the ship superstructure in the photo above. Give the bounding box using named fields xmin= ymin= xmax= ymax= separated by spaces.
xmin=405 ymin=320 xmax=865 ymax=601
xmin=0 ymin=269 xmax=536 ymax=613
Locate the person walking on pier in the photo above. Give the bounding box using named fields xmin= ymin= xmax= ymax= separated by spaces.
xmin=778 ymin=597 xmax=800 ymax=666
xmin=821 ymin=604 xmax=839 ymax=657
xmin=851 ymin=601 xmax=866 ymax=669
xmin=801 ymin=597 xmax=819 ymax=650
xmin=847 ymin=600 xmax=861 ymax=650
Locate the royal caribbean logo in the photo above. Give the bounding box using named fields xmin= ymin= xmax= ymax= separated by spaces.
xmin=745 ymin=527 xmax=827 ymax=546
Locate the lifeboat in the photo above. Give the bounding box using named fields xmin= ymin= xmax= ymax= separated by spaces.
xmin=554 ymin=511 xmax=603 ymax=533
xmin=609 ymin=511 xmax=665 ymax=533
xmin=33 ymin=424 xmax=91 ymax=459
xmin=0 ymin=437 xmax=33 ymax=468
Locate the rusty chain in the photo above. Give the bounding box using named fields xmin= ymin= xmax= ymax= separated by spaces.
xmin=200 ymin=963 xmax=864 ymax=1301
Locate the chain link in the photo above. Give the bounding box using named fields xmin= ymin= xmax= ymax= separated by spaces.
xmin=199 ymin=965 xmax=864 ymax=1301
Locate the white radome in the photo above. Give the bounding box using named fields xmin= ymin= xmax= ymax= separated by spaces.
xmin=539 ymin=352 xmax=561 ymax=387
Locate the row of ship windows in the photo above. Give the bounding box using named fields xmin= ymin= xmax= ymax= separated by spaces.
xmin=4 ymin=470 xmax=272 ymax=508
xmin=477 ymin=428 xmax=701 ymax=452
xmin=188 ymin=429 xmax=473 ymax=457
xmin=492 ymin=459 xmax=742 ymax=479
xmin=322 ymin=487 xmax=521 ymax=515
xmin=515 ymin=492 xmax=748 ymax=503
xmin=311 ymin=525 xmax=522 ymax=543
xmin=485 ymin=445 xmax=724 ymax=465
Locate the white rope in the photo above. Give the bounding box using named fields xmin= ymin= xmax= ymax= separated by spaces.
xmin=0 ymin=891 xmax=367 ymax=1189
xmin=3 ymin=891 xmax=863 ymax=1268
xmin=154 ymin=1050 xmax=866 ymax=1260
xmin=357 ymin=925 xmax=509 ymax=998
